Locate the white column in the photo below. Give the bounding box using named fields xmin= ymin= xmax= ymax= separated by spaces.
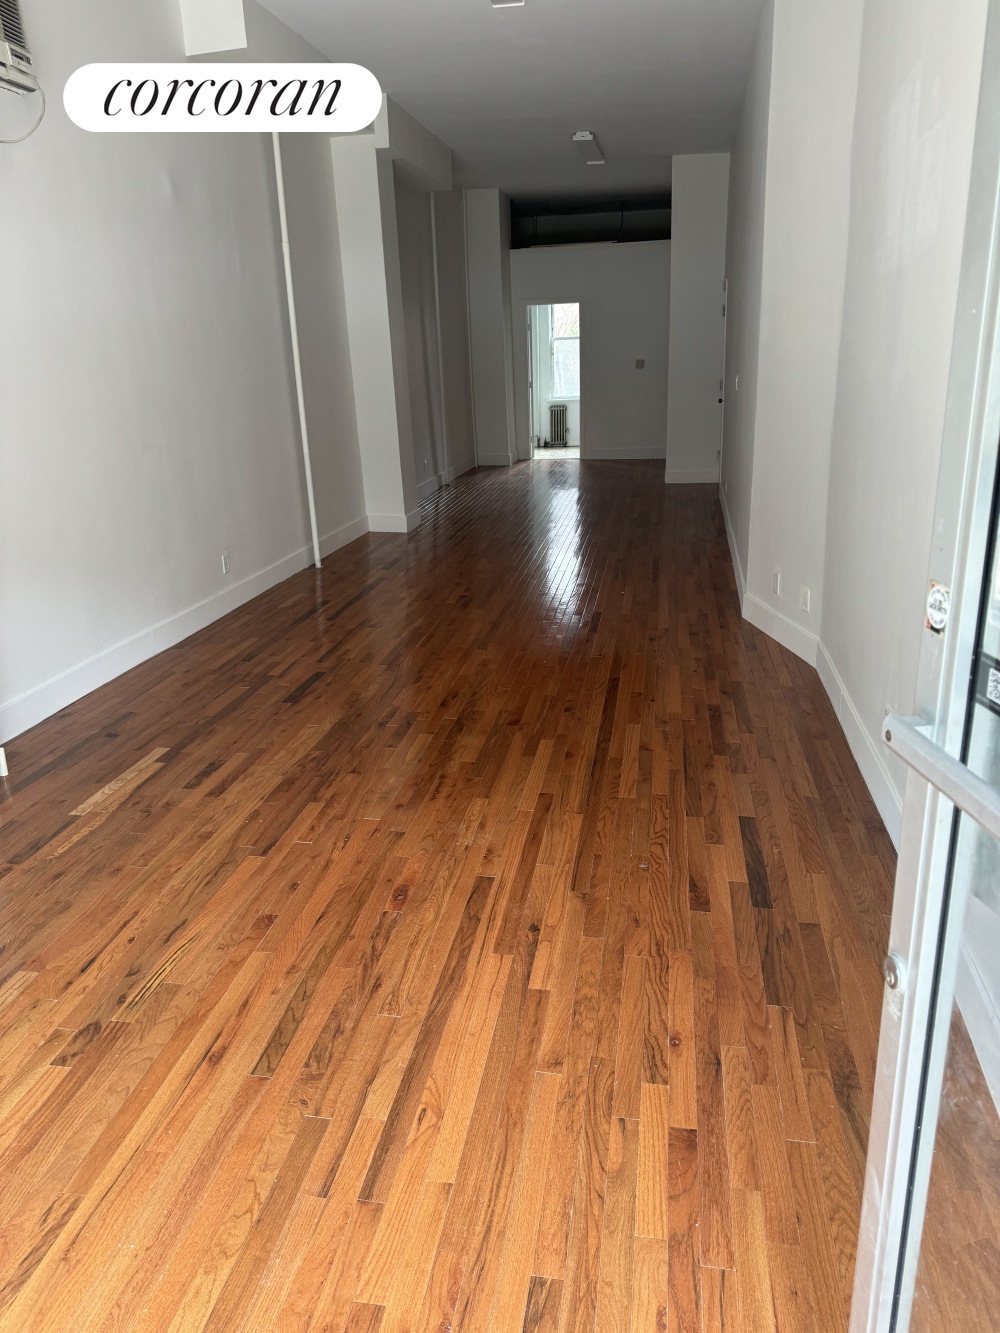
xmin=465 ymin=188 xmax=517 ymax=466
xmin=665 ymin=153 xmax=731 ymax=484
xmin=331 ymin=135 xmax=421 ymax=532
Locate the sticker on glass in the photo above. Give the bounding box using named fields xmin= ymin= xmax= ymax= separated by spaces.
xmin=926 ymin=581 xmax=951 ymax=636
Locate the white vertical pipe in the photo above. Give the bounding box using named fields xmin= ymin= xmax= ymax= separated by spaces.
xmin=430 ymin=192 xmax=450 ymax=485
xmin=272 ymin=132 xmax=321 ymax=569
xmin=462 ymin=188 xmax=479 ymax=468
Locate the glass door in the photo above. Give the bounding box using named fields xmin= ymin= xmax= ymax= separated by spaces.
xmin=850 ymin=10 xmax=1000 ymax=1328
xmin=902 ymin=492 xmax=1000 ymax=1331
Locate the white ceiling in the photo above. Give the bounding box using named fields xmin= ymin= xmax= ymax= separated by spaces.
xmin=259 ymin=0 xmax=764 ymax=202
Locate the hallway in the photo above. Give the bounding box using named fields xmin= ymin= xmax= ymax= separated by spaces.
xmin=0 ymin=460 xmax=892 ymax=1331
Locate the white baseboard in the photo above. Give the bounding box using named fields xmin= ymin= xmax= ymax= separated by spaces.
xmin=584 ymin=447 xmax=667 ymax=461
xmin=665 ymin=467 xmax=720 ymax=483
xmin=742 ymin=593 xmax=819 ymax=668
xmin=720 ymin=485 xmax=748 ymax=604
xmin=368 ymin=508 xmax=422 ymax=533
xmin=446 ymin=457 xmax=476 ymax=482
xmin=0 ymin=510 xmax=368 ymax=746
xmin=320 ymin=514 xmax=369 ymax=558
xmin=415 ymin=475 xmax=439 ymax=500
xmin=719 ymin=482 xmax=902 ymax=845
xmin=476 ymin=453 xmax=514 ymax=467
xmin=816 ymin=641 xmax=903 ymax=845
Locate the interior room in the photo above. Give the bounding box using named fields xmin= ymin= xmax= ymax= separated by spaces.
xmin=529 ymin=303 xmax=581 ymax=457
xmin=2 ymin=0 xmax=1000 ymax=1329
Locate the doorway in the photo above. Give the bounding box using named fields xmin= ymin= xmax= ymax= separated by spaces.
xmin=527 ymin=303 xmax=582 ymax=458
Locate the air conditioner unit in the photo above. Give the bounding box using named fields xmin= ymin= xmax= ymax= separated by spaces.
xmin=0 ymin=0 xmax=38 ymax=95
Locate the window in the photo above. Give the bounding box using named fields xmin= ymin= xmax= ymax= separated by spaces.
xmin=551 ymin=303 xmax=580 ymax=399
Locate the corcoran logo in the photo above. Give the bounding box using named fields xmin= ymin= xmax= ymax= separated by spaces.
xmin=63 ymin=63 xmax=382 ymax=132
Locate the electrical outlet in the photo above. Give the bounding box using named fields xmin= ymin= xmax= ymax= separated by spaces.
xmin=423 ymin=458 xmax=429 ymax=473
xmin=221 ymin=550 xmax=230 ymax=575
xmin=772 ymin=571 xmax=780 ymax=596
xmin=801 ymin=586 xmax=811 ymax=612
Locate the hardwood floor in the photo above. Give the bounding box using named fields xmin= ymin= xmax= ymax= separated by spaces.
xmin=0 ymin=460 xmax=894 ymax=1331
xmin=911 ymin=1005 xmax=1000 ymax=1332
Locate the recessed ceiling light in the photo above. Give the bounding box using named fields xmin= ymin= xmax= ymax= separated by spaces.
xmin=573 ymin=130 xmax=605 ymax=165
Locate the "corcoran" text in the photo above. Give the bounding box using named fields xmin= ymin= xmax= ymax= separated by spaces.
xmin=102 ymin=77 xmax=343 ymax=119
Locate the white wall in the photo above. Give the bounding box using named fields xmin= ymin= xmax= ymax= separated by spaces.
xmin=201 ymin=1 xmax=366 ymax=555
xmin=819 ymin=0 xmax=989 ymax=837
xmin=279 ymin=131 xmax=367 ymax=555
xmin=739 ymin=0 xmax=865 ymax=662
xmin=330 ymin=136 xmax=421 ymax=531
xmin=510 ymin=242 xmax=671 ymax=461
xmin=0 ymin=0 xmax=366 ymax=746
xmin=719 ymin=0 xmax=989 ymax=844
xmin=499 ymin=198 xmax=518 ymax=463
xmin=210 ymin=5 xmax=367 ymax=554
xmin=665 ymin=154 xmax=730 ymax=482
xmin=396 ymin=182 xmax=446 ymax=498
xmin=719 ymin=0 xmax=774 ymax=583
xmin=465 ymin=188 xmax=518 ymax=466
xmin=394 ymin=182 xmax=477 ymax=496
xmin=558 ymin=402 xmax=582 ymax=450
xmin=432 ymin=191 xmax=477 ymax=479
xmin=376 ymin=97 xmax=452 ymax=193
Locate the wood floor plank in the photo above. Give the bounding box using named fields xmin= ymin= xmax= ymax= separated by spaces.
xmin=523 ymin=1274 xmax=564 ymax=1333
xmin=0 ymin=467 xmax=895 ymax=1333
xmin=666 ymin=1125 xmax=700 ymax=1333
xmin=731 ymin=1188 xmax=777 ymax=1333
xmin=695 ymin=975 xmax=735 ymax=1268
xmin=630 ymin=1235 xmax=668 ymax=1333
xmin=380 ymin=1179 xmax=452 ymax=1333
xmin=769 ymin=1005 xmax=814 ymax=1143
xmin=721 ymin=1043 xmax=759 ymax=1193
xmin=668 ymin=948 xmax=697 ymax=1128
xmin=488 ymin=1071 xmax=561 ymax=1333
xmin=751 ymin=1083 xmax=799 ymax=1245
xmin=594 ymin=1113 xmax=639 ymax=1332
xmin=611 ymin=953 xmax=645 ymax=1119
xmin=701 ymin=1265 xmax=740 ymax=1333
xmin=769 ymin=1240 xmax=820 ymax=1333
xmin=556 ymin=1056 xmax=613 ymax=1333
xmin=787 ymin=1139 xmax=848 ymax=1333
xmin=533 ymin=936 xmax=602 ymax=1280
xmin=636 ymin=1081 xmax=669 ymax=1240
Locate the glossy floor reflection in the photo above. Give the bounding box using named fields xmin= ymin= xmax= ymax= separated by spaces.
xmin=911 ymin=1005 xmax=1000 ymax=1333
xmin=0 ymin=460 xmax=892 ymax=1331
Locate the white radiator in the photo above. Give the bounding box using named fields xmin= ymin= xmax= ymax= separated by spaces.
xmin=548 ymin=403 xmax=568 ymax=446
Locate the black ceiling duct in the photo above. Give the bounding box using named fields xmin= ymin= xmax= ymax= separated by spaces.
xmin=510 ymin=199 xmax=671 ymax=249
